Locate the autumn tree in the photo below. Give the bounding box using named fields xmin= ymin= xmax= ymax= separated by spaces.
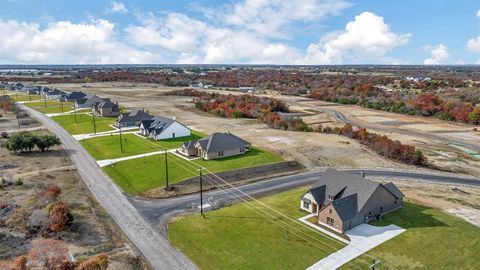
xmin=48 ymin=202 xmax=73 ymax=232
xmin=76 ymin=253 xmax=109 ymax=270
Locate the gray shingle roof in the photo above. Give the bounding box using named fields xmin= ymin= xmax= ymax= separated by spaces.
xmin=383 ymin=182 xmax=404 ymax=199
xmin=310 ymin=168 xmax=380 ymax=212
xmin=118 ymin=109 xmax=153 ymax=123
xmin=141 ymin=115 xmax=181 ymax=135
xmin=195 ymin=132 xmax=250 ymax=154
xmin=332 ymin=193 xmax=358 ymax=221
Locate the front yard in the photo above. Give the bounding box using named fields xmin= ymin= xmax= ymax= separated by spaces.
xmin=51 ymin=114 xmax=117 ymax=134
xmin=169 ymin=189 xmax=480 ymax=270
xmin=80 ymin=131 xmax=205 ymax=160
xmin=340 ymin=201 xmax=480 ymax=270
xmin=169 ymin=187 xmax=344 ymax=270
xmin=103 ymin=147 xmax=283 ymax=194
xmin=10 ymin=93 xmax=42 ymax=101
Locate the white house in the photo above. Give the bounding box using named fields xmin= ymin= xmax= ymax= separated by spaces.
xmin=140 ymin=116 xmax=191 ymax=140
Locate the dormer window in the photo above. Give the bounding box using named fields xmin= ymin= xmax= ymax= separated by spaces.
xmin=328 ymin=195 xmax=334 ymax=200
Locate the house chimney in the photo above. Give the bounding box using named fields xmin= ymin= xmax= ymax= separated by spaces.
xmin=360 ymin=171 xmax=365 ymax=178
xmin=173 ymin=116 xmax=176 ymax=121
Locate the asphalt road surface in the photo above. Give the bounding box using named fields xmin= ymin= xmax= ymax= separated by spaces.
xmin=21 ymin=105 xmax=197 ymax=270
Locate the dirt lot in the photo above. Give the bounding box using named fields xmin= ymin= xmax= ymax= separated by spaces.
xmin=0 ymin=111 xmax=148 ymax=269
xmin=48 ymin=82 xmax=413 ymax=171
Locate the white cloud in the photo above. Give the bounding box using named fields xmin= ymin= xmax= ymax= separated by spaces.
xmin=126 ymin=13 xmax=207 ymax=52
xmin=467 ymin=36 xmax=480 ymax=53
xmin=219 ymin=0 xmax=351 ymax=38
xmin=299 ymin=12 xmax=410 ymax=64
xmin=424 ymin=44 xmax=449 ymax=65
xmin=0 ymin=19 xmax=154 ymax=64
xmin=107 ymin=1 xmax=128 ymax=14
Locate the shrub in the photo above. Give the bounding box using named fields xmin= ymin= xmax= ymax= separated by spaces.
xmin=48 ymin=202 xmax=73 ymax=232
xmin=1 ymin=131 xmax=8 ymax=138
xmin=27 ymin=209 xmax=49 ymax=235
xmin=76 ymin=253 xmax=109 ymax=270
xmin=29 ymin=238 xmax=68 ymax=269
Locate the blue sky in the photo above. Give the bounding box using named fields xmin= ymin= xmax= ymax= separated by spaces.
xmin=0 ymin=0 xmax=479 ymax=64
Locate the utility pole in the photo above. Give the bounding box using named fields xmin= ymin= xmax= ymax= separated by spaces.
xmin=164 ymin=150 xmax=169 ymax=189
xmin=44 ymin=96 xmax=47 ymax=108
xmin=73 ymin=105 xmax=77 ymax=123
xmin=28 ymin=90 xmax=31 ymax=101
xmin=92 ymin=105 xmax=97 ymax=134
xmin=119 ymin=125 xmax=124 ymax=153
xmin=60 ymin=99 xmax=64 ymax=113
xmin=199 ymin=167 xmax=204 ymax=217
xmin=15 ymin=106 xmax=20 ymax=129
xmin=369 ymin=259 xmax=379 ymax=270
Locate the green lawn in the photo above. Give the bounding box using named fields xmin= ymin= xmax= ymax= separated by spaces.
xmin=51 ymin=114 xmax=116 ymax=134
xmin=341 ymin=201 xmax=480 ymax=270
xmin=24 ymin=100 xmax=73 ymax=108
xmin=80 ymin=131 xmax=205 ymax=160
xmin=103 ymin=147 xmax=283 ymax=194
xmin=169 ymin=187 xmax=344 ymax=270
xmin=36 ymin=105 xmax=75 ymax=114
xmin=9 ymin=93 xmax=42 ymax=101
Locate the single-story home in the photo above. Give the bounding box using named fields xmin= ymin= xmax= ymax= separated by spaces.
xmin=117 ymin=109 xmax=153 ymax=127
xmin=300 ymin=168 xmax=404 ymax=233
xmin=64 ymin=91 xmax=87 ymax=102
xmin=140 ymin=115 xmax=190 ymax=140
xmin=75 ymin=95 xmax=110 ymax=108
xmin=179 ymin=132 xmax=250 ymax=160
xmin=93 ymin=100 xmax=120 ymax=117
xmin=44 ymin=88 xmax=66 ymax=100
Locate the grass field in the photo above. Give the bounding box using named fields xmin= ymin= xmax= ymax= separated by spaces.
xmin=9 ymin=93 xmax=42 ymax=101
xmin=80 ymin=131 xmax=205 ymax=160
xmin=340 ymin=201 xmax=480 ymax=270
xmin=169 ymin=187 xmax=344 ymax=270
xmin=24 ymin=100 xmax=73 ymax=108
xmin=51 ymin=114 xmax=116 ymax=134
xmin=36 ymin=105 xmax=75 ymax=114
xmin=170 ymin=190 xmax=480 ymax=270
xmin=103 ymin=147 xmax=283 ymax=193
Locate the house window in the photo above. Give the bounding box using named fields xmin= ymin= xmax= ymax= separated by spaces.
xmin=368 ymin=211 xmax=372 ymax=217
xmin=329 ymin=209 xmax=332 ymax=214
xmin=394 ymin=200 xmax=397 ymax=205
xmin=240 ymin=147 xmax=244 ymax=152
xmin=172 ymin=133 xmax=176 ymax=138
xmin=303 ymin=201 xmax=310 ymax=209
xmin=328 ymin=195 xmax=334 ymax=200
xmin=218 ymin=151 xmax=224 ymax=156
xmin=326 ymin=217 xmax=335 ymax=226
xmin=380 ymin=207 xmax=384 ymax=213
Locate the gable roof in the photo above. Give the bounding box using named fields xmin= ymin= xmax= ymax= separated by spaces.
xmin=331 ymin=193 xmax=358 ymax=221
xmin=118 ymin=109 xmax=153 ymax=123
xmin=383 ymin=182 xmax=404 ymax=199
xmin=195 ymin=132 xmax=250 ymax=154
xmin=141 ymin=115 xmax=183 ymax=135
xmin=310 ymin=169 xmax=380 ymax=212
xmin=66 ymin=91 xmax=86 ymax=99
xmin=98 ymin=100 xmax=117 ymax=109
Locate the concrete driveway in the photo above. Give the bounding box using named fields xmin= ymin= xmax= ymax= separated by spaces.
xmin=307 ymin=223 xmax=405 ymax=270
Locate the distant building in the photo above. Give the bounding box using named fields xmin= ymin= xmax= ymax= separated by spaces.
xmin=44 ymin=89 xmax=66 ymax=100
xmin=239 ymin=87 xmax=255 ymax=93
xmin=64 ymin=91 xmax=87 ymax=102
xmin=140 ymin=116 xmax=190 ymax=140
xmin=93 ymin=100 xmax=120 ymax=117
xmin=75 ymin=95 xmax=109 ymax=108
xmin=117 ymin=109 xmax=153 ymax=127
xmin=179 ymin=132 xmax=250 ymax=160
xmin=300 ymin=169 xmax=404 ymax=233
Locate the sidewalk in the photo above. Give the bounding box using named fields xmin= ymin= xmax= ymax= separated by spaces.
xmin=306 ymin=223 xmax=405 ymax=270
xmin=97 ymin=149 xmax=177 ymax=167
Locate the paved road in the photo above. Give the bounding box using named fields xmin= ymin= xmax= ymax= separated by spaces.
xmin=296 ymin=99 xmax=480 ymax=153
xmin=21 ymin=105 xmax=197 ymax=270
xmin=129 ymin=169 xmax=480 ymax=235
